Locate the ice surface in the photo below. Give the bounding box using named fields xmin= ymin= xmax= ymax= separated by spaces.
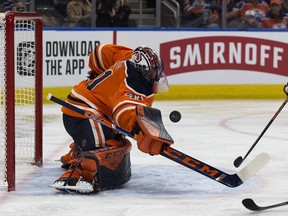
xmin=1 ymin=100 xmax=288 ymax=216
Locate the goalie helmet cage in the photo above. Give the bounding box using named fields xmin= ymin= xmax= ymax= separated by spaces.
xmin=0 ymin=12 xmax=43 ymax=191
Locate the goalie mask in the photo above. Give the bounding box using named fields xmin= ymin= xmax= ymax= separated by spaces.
xmin=130 ymin=46 xmax=169 ymax=93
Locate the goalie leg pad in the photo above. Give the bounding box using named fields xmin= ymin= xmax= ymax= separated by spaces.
xmin=52 ymin=139 xmax=132 ymax=193
xmin=80 ymin=139 xmax=132 ymax=191
xmin=93 ymin=139 xmax=132 ymax=190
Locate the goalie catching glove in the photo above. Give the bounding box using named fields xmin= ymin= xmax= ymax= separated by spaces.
xmin=135 ymin=105 xmax=174 ymax=155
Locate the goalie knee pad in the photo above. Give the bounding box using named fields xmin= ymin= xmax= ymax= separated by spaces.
xmin=81 ymin=139 xmax=132 ymax=191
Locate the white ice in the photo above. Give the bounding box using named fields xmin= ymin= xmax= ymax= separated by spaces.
xmin=1 ymin=100 xmax=288 ymax=216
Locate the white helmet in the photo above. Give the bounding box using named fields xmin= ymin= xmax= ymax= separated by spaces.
xmin=130 ymin=46 xmax=164 ymax=85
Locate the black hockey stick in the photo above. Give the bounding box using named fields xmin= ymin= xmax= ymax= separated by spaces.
xmin=242 ymin=198 xmax=288 ymax=211
xmin=47 ymin=93 xmax=270 ymax=188
xmin=233 ymin=84 xmax=288 ymax=168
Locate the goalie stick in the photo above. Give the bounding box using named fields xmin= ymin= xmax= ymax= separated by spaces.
xmin=242 ymin=198 xmax=288 ymax=211
xmin=47 ymin=93 xmax=270 ymax=188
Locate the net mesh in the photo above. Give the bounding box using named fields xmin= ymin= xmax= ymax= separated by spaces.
xmin=0 ymin=13 xmax=37 ymax=190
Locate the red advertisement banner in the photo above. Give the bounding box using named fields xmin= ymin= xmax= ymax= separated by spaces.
xmin=160 ymin=36 xmax=288 ymax=77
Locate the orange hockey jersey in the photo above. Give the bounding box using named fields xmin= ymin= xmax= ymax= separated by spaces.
xmin=62 ymin=60 xmax=155 ymax=132
xmin=88 ymin=44 xmax=134 ymax=75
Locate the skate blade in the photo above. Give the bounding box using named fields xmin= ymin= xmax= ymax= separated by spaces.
xmin=49 ymin=183 xmax=94 ymax=193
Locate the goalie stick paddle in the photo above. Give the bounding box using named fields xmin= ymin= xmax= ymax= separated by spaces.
xmin=242 ymin=198 xmax=288 ymax=211
xmin=233 ymin=83 xmax=288 ymax=168
xmin=47 ymin=93 xmax=270 ymax=188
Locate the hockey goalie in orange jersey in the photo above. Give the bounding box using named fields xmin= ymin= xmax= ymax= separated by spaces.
xmin=51 ymin=45 xmax=172 ymax=193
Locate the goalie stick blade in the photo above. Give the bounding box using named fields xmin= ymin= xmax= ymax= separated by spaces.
xmin=242 ymin=198 xmax=288 ymax=211
xmin=236 ymin=152 xmax=270 ymax=182
xmin=161 ymin=147 xmax=270 ymax=188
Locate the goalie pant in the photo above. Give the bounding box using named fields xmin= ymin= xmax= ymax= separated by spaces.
xmin=57 ymin=139 xmax=132 ymax=192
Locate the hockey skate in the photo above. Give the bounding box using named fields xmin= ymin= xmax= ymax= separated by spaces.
xmin=50 ymin=177 xmax=94 ymax=193
xmin=50 ymin=160 xmax=96 ymax=193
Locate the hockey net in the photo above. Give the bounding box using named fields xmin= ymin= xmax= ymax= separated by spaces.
xmin=0 ymin=12 xmax=42 ymax=191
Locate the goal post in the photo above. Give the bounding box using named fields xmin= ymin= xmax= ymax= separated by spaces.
xmin=0 ymin=12 xmax=43 ymax=191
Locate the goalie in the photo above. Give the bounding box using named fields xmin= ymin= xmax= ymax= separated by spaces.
xmin=51 ymin=44 xmax=173 ymax=193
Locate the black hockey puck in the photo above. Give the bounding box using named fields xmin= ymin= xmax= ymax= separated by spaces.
xmin=169 ymin=111 xmax=181 ymax=123
xmin=284 ymin=84 xmax=288 ymax=95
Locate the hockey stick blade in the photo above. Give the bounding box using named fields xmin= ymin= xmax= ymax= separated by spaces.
xmin=161 ymin=147 xmax=270 ymax=188
xmin=48 ymin=94 xmax=270 ymax=188
xmin=236 ymin=152 xmax=270 ymax=182
xmin=242 ymin=198 xmax=288 ymax=211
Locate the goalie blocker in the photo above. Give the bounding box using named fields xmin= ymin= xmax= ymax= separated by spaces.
xmin=135 ymin=105 xmax=174 ymax=155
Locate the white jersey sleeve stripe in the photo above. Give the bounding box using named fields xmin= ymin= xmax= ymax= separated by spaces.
xmin=114 ymin=105 xmax=136 ymax=126
xmin=113 ymin=100 xmax=147 ymax=114
xmin=97 ymin=44 xmax=107 ymax=71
